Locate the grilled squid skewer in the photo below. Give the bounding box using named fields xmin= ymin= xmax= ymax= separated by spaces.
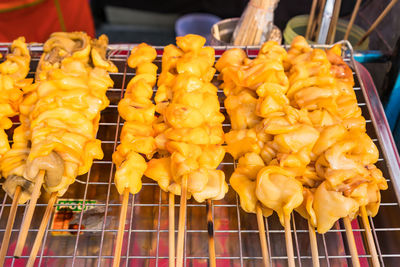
xmin=112 ymin=43 xmax=157 ymax=267
xmin=0 ymin=32 xmax=117 ymax=261
xmin=0 ymin=37 xmax=33 ymax=266
xmin=143 ymin=35 xmax=227 ymax=267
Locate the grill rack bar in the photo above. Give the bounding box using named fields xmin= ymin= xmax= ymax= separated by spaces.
xmin=0 ymin=41 xmax=399 ymax=266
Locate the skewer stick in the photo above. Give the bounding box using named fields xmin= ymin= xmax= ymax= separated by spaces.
xmin=360 ymin=206 xmax=380 ymax=267
xmin=309 ymin=2 xmax=320 ymax=42
xmin=344 ymin=0 xmax=362 ymax=40
xmin=315 ymin=0 xmax=327 ymax=41
xmin=112 ymin=187 xmax=130 ymax=267
xmin=169 ymin=192 xmax=175 ymax=267
xmin=306 ymin=0 xmax=319 ymax=39
xmin=234 ymin=6 xmax=254 ymax=45
xmin=14 ymin=170 xmax=45 ymax=257
xmin=176 ymin=175 xmax=188 ymax=267
xmin=27 ymin=191 xmax=58 ymax=267
xmin=284 ymin=214 xmax=295 ymax=267
xmin=356 ymin=0 xmax=399 ymax=46
xmin=308 ymin=221 xmax=320 ymax=267
xmin=256 ymin=203 xmax=270 ymax=267
xmin=0 ymin=186 xmax=22 ymax=266
xmin=206 ymin=199 xmax=216 ymax=267
xmin=343 ymin=216 xmax=360 ymax=267
xmin=327 ymin=0 xmax=342 ymax=44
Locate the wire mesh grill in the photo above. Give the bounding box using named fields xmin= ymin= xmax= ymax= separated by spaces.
xmin=0 ymin=43 xmax=399 ymax=267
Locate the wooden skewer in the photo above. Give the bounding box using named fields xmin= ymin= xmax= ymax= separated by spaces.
xmin=343 ymin=216 xmax=361 ymax=267
xmin=14 ymin=170 xmax=45 ymax=257
xmin=169 ymin=192 xmax=175 ymax=267
xmin=234 ymin=0 xmax=275 ymax=45
xmin=253 ymin=0 xmax=270 ymax=45
xmin=27 ymin=191 xmax=58 ymax=267
xmin=327 ymin=0 xmax=342 ymax=44
xmin=356 ymin=0 xmax=399 ymax=46
xmin=112 ymin=187 xmax=130 ymax=267
xmin=0 ymin=186 xmax=22 ymax=266
xmin=245 ymin=19 xmax=259 ymax=46
xmin=253 ymin=25 xmax=264 ymax=46
xmin=344 ymin=0 xmax=362 ymax=40
xmin=315 ymin=0 xmax=327 ymax=41
xmin=176 ymin=175 xmax=188 ymax=267
xmin=256 ymin=203 xmax=270 ymax=267
xmin=284 ymin=214 xmax=295 ymax=267
xmin=306 ymin=0 xmax=319 ymax=39
xmin=360 ymin=206 xmax=380 ymax=267
xmin=233 ymin=3 xmax=255 ymax=45
xmin=309 ymin=0 xmax=321 ymax=42
xmin=308 ymin=221 xmax=320 ymax=267
xmin=213 ymin=24 xmax=221 ymax=43
xmin=206 ymin=199 xmax=216 ymax=267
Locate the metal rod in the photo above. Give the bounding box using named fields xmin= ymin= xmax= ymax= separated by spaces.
xmin=14 ymin=170 xmax=45 ymax=257
xmin=0 ymin=186 xmax=21 ymax=266
xmin=27 ymin=192 xmax=58 ymax=267
xmin=317 ymin=0 xmax=335 ymax=43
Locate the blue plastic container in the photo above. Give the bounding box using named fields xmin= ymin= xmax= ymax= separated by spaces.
xmin=175 ymin=13 xmax=221 ymax=44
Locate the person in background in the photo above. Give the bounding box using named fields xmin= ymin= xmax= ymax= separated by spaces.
xmin=0 ymin=0 xmax=95 ymax=42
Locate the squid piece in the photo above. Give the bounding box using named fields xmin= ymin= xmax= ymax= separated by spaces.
xmin=114 ymin=152 xmax=147 ymax=195
xmin=295 ymin=187 xmax=317 ymax=227
xmin=230 ymin=152 xmax=273 ymax=216
xmin=0 ymin=37 xmax=32 ymax=155
xmin=164 ymin=125 xmax=224 ymax=145
xmin=0 ymin=37 xmax=31 ymax=81
xmin=113 ymin=43 xmax=157 ymax=195
xmin=127 ymin=43 xmax=157 ymax=68
xmin=176 ymin=34 xmax=206 ymax=53
xmin=230 ymin=173 xmax=259 ymax=213
xmin=225 ymin=128 xmax=262 ymax=159
xmin=36 ymin=32 xmax=91 ymax=81
xmin=91 ymin=35 xmax=118 ymax=72
xmin=225 ymin=90 xmax=261 ymax=130
xmin=215 ymin=48 xmax=247 ymax=73
xmin=313 ymin=182 xmax=359 ymax=233
xmin=256 ymin=166 xmax=303 ymax=225
xmin=145 ymin=157 xmax=173 ymax=192
xmin=3 ymin=175 xmax=34 ymax=204
xmin=324 ymin=131 xmax=379 ymax=171
xmin=191 ymin=169 xmax=228 ymax=202
xmin=144 ymin=34 xmax=227 ymax=203
xmin=25 ymin=152 xmax=64 ymax=189
xmin=118 ymin=121 xmax=157 ymax=158
xmin=235 ymin=152 xmax=265 ymax=179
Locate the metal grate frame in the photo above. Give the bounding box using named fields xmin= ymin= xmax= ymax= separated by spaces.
xmin=0 ymin=42 xmax=399 ymax=266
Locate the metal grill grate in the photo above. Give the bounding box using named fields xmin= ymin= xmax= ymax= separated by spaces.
xmin=0 ymin=42 xmax=399 ymax=267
